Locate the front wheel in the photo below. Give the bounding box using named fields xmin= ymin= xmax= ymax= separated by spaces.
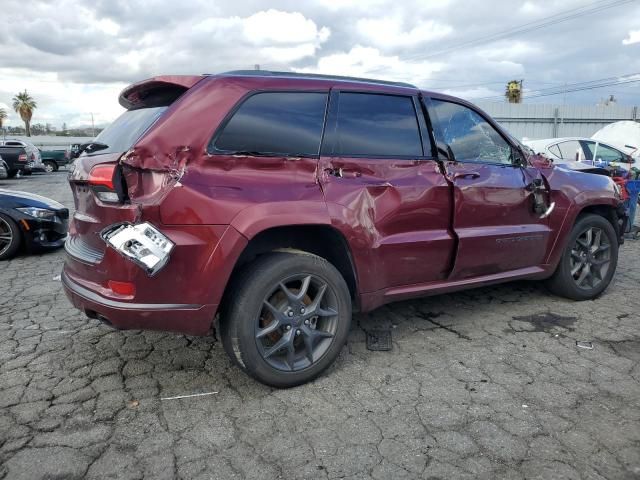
xmin=0 ymin=214 xmax=22 ymax=260
xmin=220 ymin=252 xmax=352 ymax=388
xmin=546 ymin=214 xmax=618 ymax=300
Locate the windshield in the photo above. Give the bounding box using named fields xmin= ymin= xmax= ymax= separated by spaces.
xmin=88 ymin=107 xmax=167 ymax=155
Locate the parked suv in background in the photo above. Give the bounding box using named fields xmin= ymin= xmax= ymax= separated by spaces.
xmin=63 ymin=71 xmax=627 ymax=387
xmin=0 ymin=139 xmax=44 ymax=172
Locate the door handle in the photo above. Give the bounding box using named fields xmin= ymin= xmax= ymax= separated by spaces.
xmin=453 ymin=171 xmax=480 ymax=180
xmin=324 ymin=168 xmax=361 ymax=178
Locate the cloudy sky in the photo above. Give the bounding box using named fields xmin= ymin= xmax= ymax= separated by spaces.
xmin=0 ymin=0 xmax=639 ymax=128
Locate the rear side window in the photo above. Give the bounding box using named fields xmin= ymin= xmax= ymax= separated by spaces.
xmin=548 ymin=144 xmax=562 ymax=158
xmin=91 ymin=107 xmax=167 ymax=155
xmin=212 ymin=92 xmax=328 ymax=156
xmin=556 ymin=140 xmax=583 ymax=161
xmin=332 ymin=93 xmax=422 ymax=157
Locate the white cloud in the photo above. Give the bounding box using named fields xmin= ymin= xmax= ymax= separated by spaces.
xmin=356 ymin=16 xmax=452 ymax=49
xmin=622 ymin=30 xmax=640 ymax=45
xmin=243 ymin=10 xmax=330 ymax=45
xmin=96 ymin=18 xmax=120 ymax=36
xmin=0 ymin=69 xmax=125 ymax=128
xmin=296 ymin=45 xmax=444 ymax=86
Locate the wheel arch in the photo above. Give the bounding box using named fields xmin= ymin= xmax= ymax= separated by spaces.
xmin=218 ymin=224 xmax=359 ymax=325
xmin=576 ymin=203 xmax=624 ymax=241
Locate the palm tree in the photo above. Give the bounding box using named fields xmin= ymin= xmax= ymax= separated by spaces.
xmin=12 ymin=91 xmax=37 ymax=137
xmin=0 ymin=108 xmax=7 ymax=129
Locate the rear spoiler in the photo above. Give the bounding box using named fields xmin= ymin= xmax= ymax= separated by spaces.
xmin=118 ymin=75 xmax=204 ymax=110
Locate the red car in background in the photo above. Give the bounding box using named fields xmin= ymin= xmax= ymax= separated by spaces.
xmin=63 ymin=71 xmax=627 ymax=387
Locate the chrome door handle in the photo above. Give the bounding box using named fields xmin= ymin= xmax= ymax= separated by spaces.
xmin=453 ymin=172 xmax=480 ymax=179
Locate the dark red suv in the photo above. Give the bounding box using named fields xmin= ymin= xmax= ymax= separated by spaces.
xmin=63 ymin=71 xmax=627 ymax=387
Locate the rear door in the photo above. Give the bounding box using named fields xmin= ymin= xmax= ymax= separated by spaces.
xmin=319 ymin=90 xmax=454 ymax=292
xmin=426 ymin=98 xmax=552 ymax=279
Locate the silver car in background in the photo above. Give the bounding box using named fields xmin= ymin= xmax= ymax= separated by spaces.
xmin=523 ymin=136 xmax=634 ymax=175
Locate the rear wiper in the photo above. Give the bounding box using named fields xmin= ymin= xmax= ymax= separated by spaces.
xmin=78 ymin=142 xmax=109 ymax=155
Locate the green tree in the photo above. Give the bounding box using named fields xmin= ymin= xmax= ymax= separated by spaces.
xmin=12 ymin=90 xmax=37 ymax=137
xmin=0 ymin=108 xmax=7 ymax=129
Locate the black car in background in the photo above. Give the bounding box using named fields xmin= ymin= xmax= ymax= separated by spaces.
xmin=0 ymin=189 xmax=69 ymax=260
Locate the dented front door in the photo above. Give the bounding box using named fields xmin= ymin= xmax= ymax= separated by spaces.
xmin=318 ymin=90 xmax=455 ymax=293
xmin=427 ymin=97 xmax=553 ymax=279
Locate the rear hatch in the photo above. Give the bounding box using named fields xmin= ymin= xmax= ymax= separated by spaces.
xmin=66 ymin=75 xmax=203 ymax=265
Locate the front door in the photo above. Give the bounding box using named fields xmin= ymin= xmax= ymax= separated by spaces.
xmin=426 ymin=98 xmax=552 ymax=280
xmin=318 ymin=90 xmax=455 ymax=293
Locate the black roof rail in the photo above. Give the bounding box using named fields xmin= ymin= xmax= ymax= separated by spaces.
xmin=208 ymin=70 xmax=417 ymax=89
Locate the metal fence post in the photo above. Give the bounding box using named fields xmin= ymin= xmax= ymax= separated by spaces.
xmin=553 ymin=107 xmax=559 ymax=137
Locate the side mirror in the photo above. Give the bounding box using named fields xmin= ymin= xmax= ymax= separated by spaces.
xmin=511 ymin=146 xmax=528 ymax=167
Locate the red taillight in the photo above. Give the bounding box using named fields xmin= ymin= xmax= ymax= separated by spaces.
xmin=108 ymin=280 xmax=136 ymax=296
xmin=18 ymin=154 xmax=27 ymax=162
xmin=88 ymin=164 xmax=116 ymax=190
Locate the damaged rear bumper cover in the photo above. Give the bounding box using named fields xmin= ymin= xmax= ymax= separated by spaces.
xmin=61 ymin=270 xmax=217 ymax=335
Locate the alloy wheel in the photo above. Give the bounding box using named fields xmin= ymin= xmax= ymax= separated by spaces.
xmin=44 ymin=163 xmax=54 ymax=173
xmin=255 ymin=274 xmax=339 ymax=372
xmin=569 ymin=226 xmax=611 ymax=290
xmin=0 ymin=217 xmax=13 ymax=256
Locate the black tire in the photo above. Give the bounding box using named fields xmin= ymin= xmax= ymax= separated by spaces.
xmin=22 ymin=170 xmax=32 ymax=176
xmin=7 ymin=170 xmax=18 ymax=179
xmin=43 ymin=161 xmax=58 ymax=173
xmin=0 ymin=213 xmax=22 ymax=260
xmin=546 ymin=214 xmax=618 ymax=300
xmin=220 ymin=251 xmax=352 ymax=388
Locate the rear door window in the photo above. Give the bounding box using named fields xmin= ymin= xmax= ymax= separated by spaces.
xmin=211 ymin=92 xmax=328 ymax=156
xmin=329 ymin=92 xmax=423 ymax=157
xmin=556 ymin=140 xmax=583 ymax=161
xmin=548 ymin=144 xmax=562 ymax=158
xmin=91 ymin=107 xmax=167 ymax=155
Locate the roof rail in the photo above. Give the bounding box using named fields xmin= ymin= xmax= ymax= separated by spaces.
xmin=211 ymin=70 xmax=417 ymax=89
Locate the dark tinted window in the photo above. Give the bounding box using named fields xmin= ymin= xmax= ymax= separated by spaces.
xmin=430 ymin=99 xmax=512 ymax=164
xmin=91 ymin=106 xmax=167 ymax=155
xmin=213 ymin=92 xmax=327 ymax=156
xmin=333 ymin=93 xmax=422 ymax=157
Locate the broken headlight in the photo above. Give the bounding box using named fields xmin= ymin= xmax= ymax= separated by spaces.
xmin=101 ymin=222 xmax=174 ymax=276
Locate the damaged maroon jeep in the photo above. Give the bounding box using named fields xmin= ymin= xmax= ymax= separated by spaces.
xmin=63 ymin=71 xmax=627 ymax=387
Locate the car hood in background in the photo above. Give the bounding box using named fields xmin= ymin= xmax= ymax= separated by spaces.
xmin=0 ymin=189 xmax=66 ymax=210
xmin=553 ymin=160 xmax=610 ymax=176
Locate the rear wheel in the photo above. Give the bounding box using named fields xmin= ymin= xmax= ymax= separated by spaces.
xmin=0 ymin=214 xmax=22 ymax=260
xmin=43 ymin=161 xmax=58 ymax=173
xmin=7 ymin=170 xmax=18 ymax=179
xmin=220 ymin=252 xmax=352 ymax=388
xmin=546 ymin=214 xmax=618 ymax=300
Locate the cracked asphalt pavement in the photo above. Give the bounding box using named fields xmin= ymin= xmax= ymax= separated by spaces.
xmin=1 ymin=172 xmax=639 ymax=479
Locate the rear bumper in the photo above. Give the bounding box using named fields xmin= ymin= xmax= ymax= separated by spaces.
xmin=62 ymin=269 xmax=217 ymax=335
xmin=62 ymin=222 xmax=248 ymax=336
